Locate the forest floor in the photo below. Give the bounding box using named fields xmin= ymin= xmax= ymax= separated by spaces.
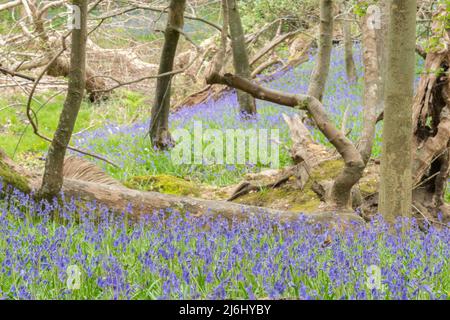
xmin=1 ymin=45 xmax=448 ymax=204
xmin=0 ymin=46 xmax=449 ymax=299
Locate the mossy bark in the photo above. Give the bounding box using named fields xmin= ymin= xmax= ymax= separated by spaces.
xmin=0 ymin=156 xmax=30 ymax=193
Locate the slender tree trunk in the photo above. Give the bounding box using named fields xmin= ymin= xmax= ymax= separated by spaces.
xmin=211 ymin=0 xmax=229 ymax=75
xmin=343 ymin=13 xmax=357 ymax=83
xmin=358 ymin=10 xmax=381 ymax=164
xmin=39 ymin=0 xmax=88 ymax=199
xmin=149 ymin=0 xmax=186 ymax=149
xmin=358 ymin=1 xmax=389 ymax=164
xmin=379 ymin=0 xmax=416 ymax=222
xmin=307 ymin=0 xmax=334 ymax=101
xmin=376 ymin=0 xmax=389 ymax=114
xmin=227 ymin=0 xmax=256 ymax=116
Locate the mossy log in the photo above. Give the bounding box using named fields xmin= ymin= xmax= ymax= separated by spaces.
xmin=0 ymin=149 xmax=364 ymax=226
xmin=0 ymin=150 xmax=31 ymax=193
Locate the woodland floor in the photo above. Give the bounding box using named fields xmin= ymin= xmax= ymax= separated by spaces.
xmin=1 ymin=45 xmax=448 ymax=207
xmin=0 ymin=46 xmax=449 ymax=300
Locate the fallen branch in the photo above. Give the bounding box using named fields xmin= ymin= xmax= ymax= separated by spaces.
xmin=0 ymin=65 xmax=35 ymax=82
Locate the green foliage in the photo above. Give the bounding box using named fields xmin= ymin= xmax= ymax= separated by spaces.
xmin=239 ymin=0 xmax=319 ymax=32
xmin=426 ymin=0 xmax=450 ymax=53
xmin=353 ymin=1 xmax=370 ymax=17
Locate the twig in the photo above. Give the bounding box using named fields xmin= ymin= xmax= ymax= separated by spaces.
xmin=0 ymin=66 xmax=36 ymax=82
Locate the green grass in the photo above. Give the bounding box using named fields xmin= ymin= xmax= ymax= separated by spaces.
xmin=0 ymin=90 xmax=149 ymax=159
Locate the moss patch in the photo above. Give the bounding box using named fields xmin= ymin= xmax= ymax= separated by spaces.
xmin=309 ymin=160 xmax=344 ymax=181
xmin=233 ymin=160 xmax=346 ymax=213
xmin=360 ymin=178 xmax=379 ymax=196
xmin=0 ymin=159 xmax=31 ymax=193
xmin=233 ymin=180 xmax=322 ymax=213
xmin=125 ymin=174 xmax=201 ymax=197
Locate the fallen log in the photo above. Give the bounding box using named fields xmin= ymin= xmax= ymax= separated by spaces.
xmin=410 ymin=7 xmax=450 ymax=220
xmin=47 ymin=57 xmax=108 ymax=102
xmin=61 ymin=178 xmax=363 ymax=225
xmin=0 ymin=149 xmax=364 ymax=226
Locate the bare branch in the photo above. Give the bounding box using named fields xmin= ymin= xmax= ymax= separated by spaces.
xmin=0 ymin=0 xmax=21 ymax=12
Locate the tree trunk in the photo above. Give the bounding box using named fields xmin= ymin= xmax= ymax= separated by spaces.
xmin=149 ymin=0 xmax=186 ymax=150
xmin=410 ymin=5 xmax=450 ymax=221
xmin=343 ymin=13 xmax=357 ymax=83
xmin=39 ymin=0 xmax=88 ymax=199
xmin=358 ymin=10 xmax=382 ymax=165
xmin=307 ymin=0 xmax=334 ymax=101
xmin=227 ymin=0 xmax=256 ymax=116
xmin=379 ymin=0 xmax=417 ymax=222
xmin=376 ymin=0 xmax=389 ymax=114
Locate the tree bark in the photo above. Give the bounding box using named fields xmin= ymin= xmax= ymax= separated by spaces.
xmin=410 ymin=5 xmax=450 ymax=220
xmin=343 ymin=13 xmax=357 ymax=83
xmin=227 ymin=0 xmax=256 ymax=116
xmin=379 ymin=0 xmax=417 ymax=222
xmin=0 ymin=0 xmax=21 ymax=12
xmin=358 ymin=11 xmax=382 ymax=165
xmin=39 ymin=0 xmax=88 ymax=199
xmin=376 ymin=0 xmax=389 ymax=114
xmin=149 ymin=0 xmax=186 ymax=150
xmin=307 ymin=0 xmax=334 ymax=101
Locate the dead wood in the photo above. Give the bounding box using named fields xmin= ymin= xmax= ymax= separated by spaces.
xmin=0 ymin=149 xmax=364 ymax=227
xmin=174 ymin=33 xmax=313 ymax=110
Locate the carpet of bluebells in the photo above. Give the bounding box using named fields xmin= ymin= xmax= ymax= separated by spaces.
xmin=1 ymin=184 xmax=449 ymax=300
xmin=1 ymin=46 xmax=449 ymax=300
xmin=73 ymin=44 xmax=447 ymax=195
xmin=73 ymin=46 xmax=373 ymax=185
